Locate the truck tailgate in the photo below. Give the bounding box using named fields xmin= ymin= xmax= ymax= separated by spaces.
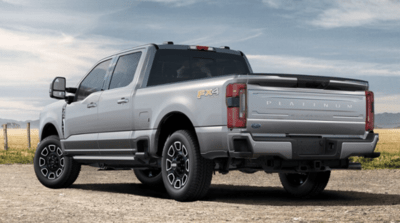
xmin=247 ymin=85 xmax=366 ymax=135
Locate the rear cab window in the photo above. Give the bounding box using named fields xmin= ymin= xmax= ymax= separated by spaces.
xmin=146 ymin=49 xmax=250 ymax=87
xmin=108 ymin=52 xmax=142 ymax=90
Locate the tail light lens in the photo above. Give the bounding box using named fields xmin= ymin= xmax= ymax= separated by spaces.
xmin=365 ymin=91 xmax=374 ymax=131
xmin=227 ymin=83 xmax=246 ymax=128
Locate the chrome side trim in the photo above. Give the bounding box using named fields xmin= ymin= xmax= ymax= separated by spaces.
xmin=73 ymin=156 xmax=135 ymax=160
xmin=340 ymin=135 xmax=379 ymax=159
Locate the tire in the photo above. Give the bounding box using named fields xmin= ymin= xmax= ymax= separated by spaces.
xmin=161 ymin=130 xmax=213 ymax=201
xmin=134 ymin=168 xmax=163 ymax=187
xmin=279 ymin=171 xmax=331 ymax=198
xmin=34 ymin=135 xmax=81 ymax=189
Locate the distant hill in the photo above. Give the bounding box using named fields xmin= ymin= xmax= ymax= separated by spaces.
xmin=0 ymin=119 xmax=39 ymax=129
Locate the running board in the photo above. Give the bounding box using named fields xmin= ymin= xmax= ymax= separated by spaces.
xmin=73 ymin=156 xmax=135 ymax=161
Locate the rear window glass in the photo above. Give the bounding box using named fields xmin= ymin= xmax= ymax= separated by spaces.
xmin=147 ymin=49 xmax=249 ymax=87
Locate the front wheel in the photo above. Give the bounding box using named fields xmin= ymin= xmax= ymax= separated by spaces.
xmin=34 ymin=135 xmax=81 ymax=188
xmin=161 ymin=130 xmax=213 ymax=201
xmin=279 ymin=171 xmax=331 ymax=198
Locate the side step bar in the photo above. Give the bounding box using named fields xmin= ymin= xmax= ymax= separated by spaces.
xmin=73 ymin=156 xmax=135 ymax=161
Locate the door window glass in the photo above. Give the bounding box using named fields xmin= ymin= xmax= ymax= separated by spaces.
xmin=76 ymin=59 xmax=111 ymax=101
xmin=109 ymin=52 xmax=142 ymax=90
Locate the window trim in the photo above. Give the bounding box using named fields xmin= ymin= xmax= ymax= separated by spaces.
xmin=73 ymin=58 xmax=113 ymax=102
xmin=143 ymin=49 xmax=251 ymax=88
xmin=103 ymin=48 xmax=145 ymax=91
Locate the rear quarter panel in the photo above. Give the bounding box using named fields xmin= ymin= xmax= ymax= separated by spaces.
xmin=134 ymin=76 xmax=237 ymax=129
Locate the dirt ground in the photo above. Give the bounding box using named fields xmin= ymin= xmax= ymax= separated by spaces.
xmin=0 ymin=165 xmax=399 ymax=222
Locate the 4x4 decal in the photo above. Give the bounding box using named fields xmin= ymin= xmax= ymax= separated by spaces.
xmin=197 ymin=88 xmax=219 ymax=99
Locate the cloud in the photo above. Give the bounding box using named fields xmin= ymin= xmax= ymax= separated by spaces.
xmin=247 ymin=54 xmax=400 ymax=77
xmin=0 ymin=27 xmax=142 ymax=87
xmin=311 ymin=0 xmax=400 ymax=28
xmin=142 ymin=0 xmax=201 ymax=7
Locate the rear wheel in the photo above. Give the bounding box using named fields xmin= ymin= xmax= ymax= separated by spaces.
xmin=34 ymin=135 xmax=81 ymax=188
xmin=134 ymin=168 xmax=163 ymax=187
xmin=161 ymin=130 xmax=213 ymax=201
xmin=279 ymin=171 xmax=331 ymax=198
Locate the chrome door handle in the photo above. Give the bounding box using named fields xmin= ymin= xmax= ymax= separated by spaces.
xmin=87 ymin=102 xmax=97 ymax=108
xmin=117 ymin=98 xmax=129 ymax=104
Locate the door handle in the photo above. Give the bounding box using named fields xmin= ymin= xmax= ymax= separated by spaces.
xmin=117 ymin=98 xmax=129 ymax=104
xmin=87 ymin=102 xmax=97 ymax=108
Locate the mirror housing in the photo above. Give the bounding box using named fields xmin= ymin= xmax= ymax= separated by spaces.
xmin=49 ymin=77 xmax=66 ymax=99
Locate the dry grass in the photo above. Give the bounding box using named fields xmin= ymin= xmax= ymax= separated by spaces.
xmin=0 ymin=129 xmax=399 ymax=168
xmin=0 ymin=129 xmax=39 ymax=164
xmin=352 ymin=129 xmax=400 ymax=169
xmin=0 ymin=128 xmax=39 ymax=150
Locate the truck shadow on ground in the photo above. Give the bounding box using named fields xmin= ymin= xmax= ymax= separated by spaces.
xmin=71 ymin=183 xmax=400 ymax=206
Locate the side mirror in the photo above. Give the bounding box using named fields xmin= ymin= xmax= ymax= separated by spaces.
xmin=49 ymin=77 xmax=66 ymax=99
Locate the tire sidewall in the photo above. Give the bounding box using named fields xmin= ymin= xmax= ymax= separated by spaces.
xmin=161 ymin=131 xmax=198 ymax=199
xmin=34 ymin=136 xmax=73 ymax=188
xmin=280 ymin=173 xmax=317 ymax=196
xmin=134 ymin=168 xmax=163 ymax=186
xmin=279 ymin=171 xmax=330 ymax=197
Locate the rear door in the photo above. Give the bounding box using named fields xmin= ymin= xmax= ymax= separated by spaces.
xmin=96 ymin=50 xmax=143 ymax=155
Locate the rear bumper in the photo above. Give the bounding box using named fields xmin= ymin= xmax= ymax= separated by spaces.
xmin=198 ymin=126 xmax=379 ymax=160
xmin=227 ymin=132 xmax=379 ymax=160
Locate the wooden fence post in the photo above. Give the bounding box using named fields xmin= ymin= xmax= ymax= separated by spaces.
xmin=3 ymin=124 xmax=7 ymax=150
xmin=27 ymin=122 xmax=31 ymax=149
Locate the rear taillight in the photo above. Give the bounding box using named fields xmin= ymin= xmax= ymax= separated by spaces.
xmin=365 ymin=91 xmax=374 ymax=131
xmin=226 ymin=83 xmax=247 ymax=128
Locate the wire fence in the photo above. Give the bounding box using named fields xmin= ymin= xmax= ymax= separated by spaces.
xmin=1 ymin=123 xmax=39 ymax=150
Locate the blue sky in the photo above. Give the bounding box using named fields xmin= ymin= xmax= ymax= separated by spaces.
xmin=0 ymin=0 xmax=399 ymax=121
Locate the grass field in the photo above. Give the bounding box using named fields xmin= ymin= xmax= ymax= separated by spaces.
xmin=0 ymin=129 xmax=399 ymax=169
xmin=352 ymin=129 xmax=400 ymax=169
xmin=0 ymin=129 xmax=39 ymax=164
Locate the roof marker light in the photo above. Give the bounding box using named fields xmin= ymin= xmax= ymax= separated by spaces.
xmin=163 ymin=41 xmax=174 ymax=45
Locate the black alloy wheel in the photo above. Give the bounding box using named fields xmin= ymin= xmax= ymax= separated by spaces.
xmin=165 ymin=140 xmax=190 ymax=189
xmin=161 ymin=130 xmax=213 ymax=201
xmin=279 ymin=171 xmax=331 ymax=198
xmin=34 ymin=135 xmax=81 ymax=188
xmin=37 ymin=144 xmax=65 ymax=180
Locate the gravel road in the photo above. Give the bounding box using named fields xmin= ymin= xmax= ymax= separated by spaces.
xmin=0 ymin=165 xmax=399 ymax=222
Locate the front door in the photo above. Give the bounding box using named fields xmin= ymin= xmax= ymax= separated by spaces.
xmin=63 ymin=59 xmax=112 ymax=155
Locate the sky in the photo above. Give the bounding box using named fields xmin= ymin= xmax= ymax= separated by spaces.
xmin=0 ymin=0 xmax=399 ymax=121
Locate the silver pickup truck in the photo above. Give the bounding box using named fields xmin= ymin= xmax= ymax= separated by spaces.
xmin=34 ymin=42 xmax=379 ymax=201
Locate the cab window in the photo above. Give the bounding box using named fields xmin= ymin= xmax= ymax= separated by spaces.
xmin=75 ymin=59 xmax=111 ymax=101
xmin=108 ymin=52 xmax=142 ymax=90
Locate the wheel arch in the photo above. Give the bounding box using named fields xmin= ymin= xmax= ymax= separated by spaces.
xmin=152 ymin=111 xmax=197 ymax=157
xmin=41 ymin=123 xmax=60 ymax=141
